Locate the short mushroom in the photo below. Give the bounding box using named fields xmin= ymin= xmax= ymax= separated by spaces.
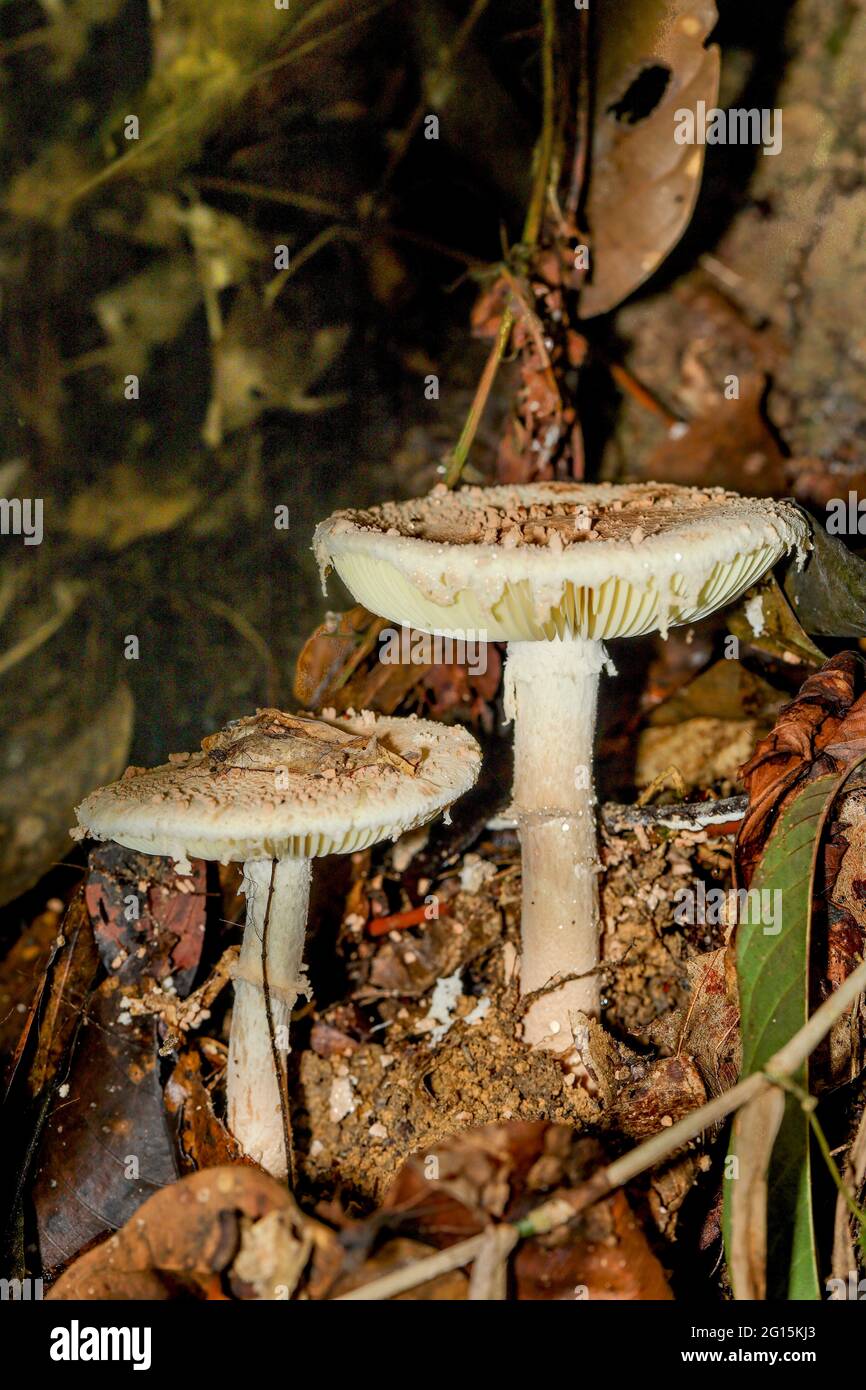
xmin=75 ymin=708 xmax=480 ymax=1176
xmin=314 ymin=482 xmax=808 ymax=1059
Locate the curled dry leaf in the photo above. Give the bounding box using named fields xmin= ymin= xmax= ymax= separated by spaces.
xmin=47 ymin=1166 xmax=338 ymax=1300
xmin=737 ymin=651 xmax=866 ymax=884
xmin=294 ymin=605 xmax=501 ymax=728
xmin=294 ymin=606 xmax=386 ymax=709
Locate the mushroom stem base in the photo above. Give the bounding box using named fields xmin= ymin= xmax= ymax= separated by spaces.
xmin=505 ymin=636 xmax=607 ymax=1057
xmin=227 ymin=857 xmax=310 ymax=1178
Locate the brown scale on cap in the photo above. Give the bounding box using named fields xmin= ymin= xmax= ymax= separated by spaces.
xmin=338 ymin=481 xmax=744 ymax=550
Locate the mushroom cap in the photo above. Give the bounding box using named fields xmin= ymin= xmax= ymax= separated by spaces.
xmin=314 ymin=482 xmax=808 ymax=642
xmin=75 ymin=709 xmax=481 ymax=867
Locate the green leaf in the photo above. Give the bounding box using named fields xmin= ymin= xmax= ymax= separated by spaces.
xmin=725 ymin=774 xmax=840 ymax=1301
xmin=782 ymin=505 xmax=866 ymax=638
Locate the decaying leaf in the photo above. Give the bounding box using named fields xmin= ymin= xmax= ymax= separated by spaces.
xmin=294 ymin=606 xmax=501 ymax=727
xmin=641 ymin=374 xmax=788 ymax=496
xmin=728 ymin=574 xmax=826 ymax=670
xmin=0 ymin=900 xmax=67 ymax=1073
xmin=32 ymin=846 xmax=208 ymax=1272
xmin=358 ymin=1122 xmax=675 ymax=1302
xmin=202 ymin=707 xmax=419 ymax=778
xmin=65 ymin=465 xmax=201 ymax=551
xmin=737 ymin=651 xmax=866 ymax=883
xmin=93 ymin=257 xmax=203 ymax=381
xmin=580 ymin=0 xmax=720 ymax=318
xmin=47 ymin=1166 xmax=337 ymax=1299
xmin=727 ymin=1088 xmax=787 ymax=1301
xmin=294 ymin=607 xmax=387 ymax=709
xmin=647 ymin=657 xmax=786 ymax=728
xmin=648 ymin=948 xmax=740 ymax=1099
xmin=7 ymin=892 xmax=100 ymax=1101
xmin=165 ymin=1047 xmax=245 ymax=1172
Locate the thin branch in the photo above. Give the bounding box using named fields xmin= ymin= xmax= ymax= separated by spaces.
xmin=565 ymin=2 xmax=591 ymax=218
xmin=523 ymin=0 xmax=557 ymax=247
xmin=193 ymin=177 xmax=345 ymax=219
xmin=442 ymin=309 xmax=513 ymax=488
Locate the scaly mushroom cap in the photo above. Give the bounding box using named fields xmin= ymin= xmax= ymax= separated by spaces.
xmin=314 ymin=482 xmax=808 ymax=642
xmin=75 ymin=709 xmax=481 ymax=868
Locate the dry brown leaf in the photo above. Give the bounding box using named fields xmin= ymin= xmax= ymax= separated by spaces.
xmin=164 ymin=1048 xmax=246 ymax=1172
xmin=65 ymin=465 xmax=200 ymax=551
xmin=293 ymin=607 xmax=385 ymax=709
xmin=641 ymin=374 xmax=787 ymax=496
xmin=47 ymin=1166 xmax=336 ymax=1300
xmin=581 ymin=0 xmax=720 ymax=318
xmin=202 ymin=290 xmax=348 ymax=445
xmin=727 ymin=1088 xmax=787 ymax=1301
xmin=728 ymin=574 xmax=826 ymax=671
xmin=737 ymin=651 xmax=866 ymax=883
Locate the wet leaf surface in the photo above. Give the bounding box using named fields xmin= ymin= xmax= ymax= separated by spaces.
xmin=31 ymin=848 xmax=207 ymax=1272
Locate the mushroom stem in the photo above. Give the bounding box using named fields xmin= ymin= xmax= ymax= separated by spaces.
xmin=227 ymin=857 xmax=310 ymax=1178
xmin=505 ymin=636 xmax=609 ymax=1056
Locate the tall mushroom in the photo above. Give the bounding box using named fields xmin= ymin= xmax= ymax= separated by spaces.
xmin=75 ymin=708 xmax=480 ymax=1176
xmin=315 ymin=482 xmax=808 ymax=1059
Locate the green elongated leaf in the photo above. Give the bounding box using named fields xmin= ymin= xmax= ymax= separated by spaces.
xmin=725 ymin=773 xmax=842 ymax=1301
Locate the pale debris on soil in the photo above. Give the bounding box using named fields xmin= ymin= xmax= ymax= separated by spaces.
xmin=298 ymin=826 xmax=735 ymax=1206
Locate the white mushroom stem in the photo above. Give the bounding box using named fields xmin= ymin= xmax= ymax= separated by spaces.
xmin=505 ymin=636 xmax=611 ymax=1058
xmin=227 ymin=857 xmax=310 ymax=1179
